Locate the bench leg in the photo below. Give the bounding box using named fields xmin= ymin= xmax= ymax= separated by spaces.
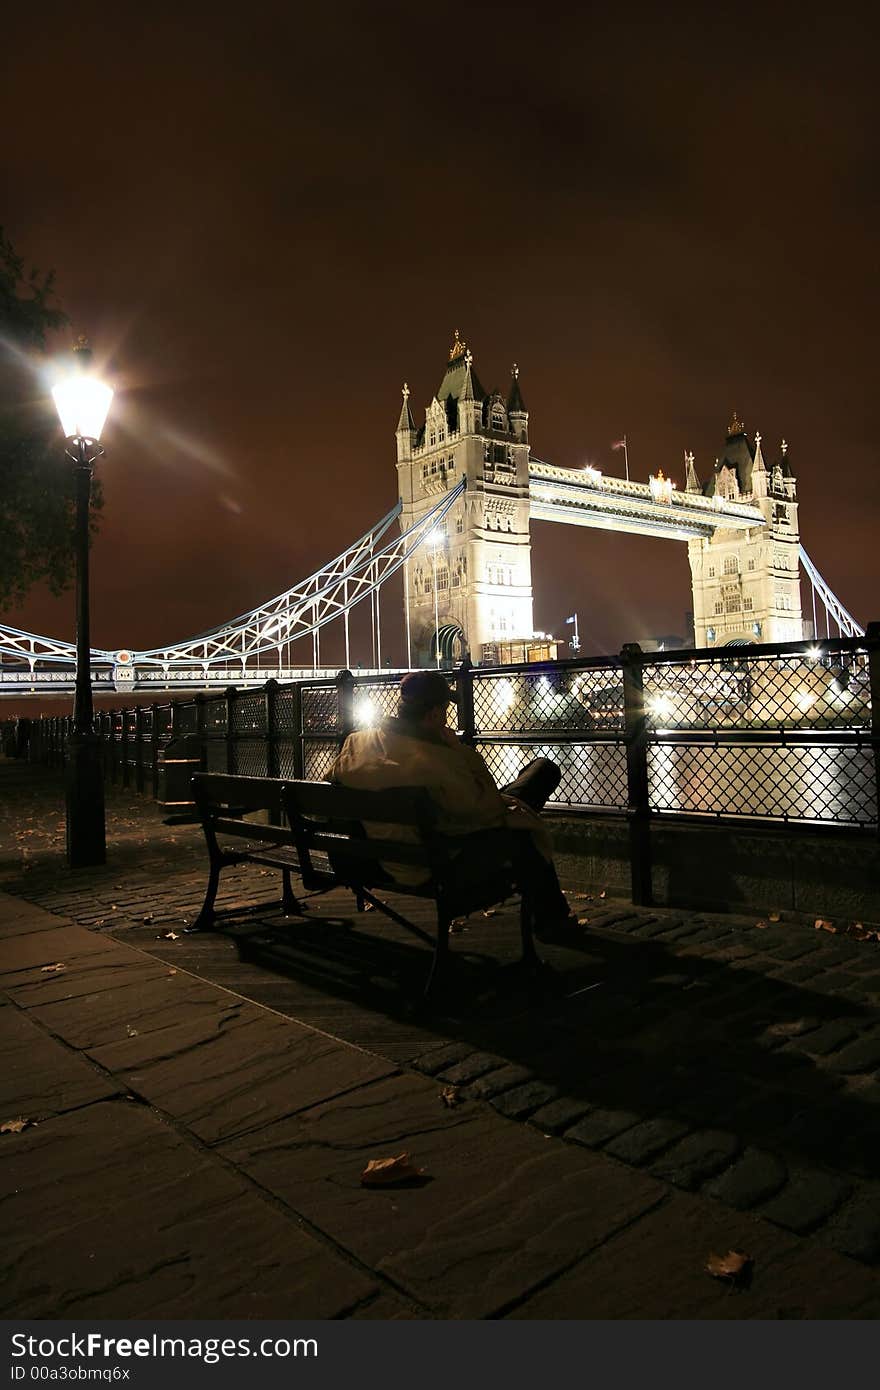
xmin=423 ymin=912 xmax=451 ymax=1002
xmin=519 ymin=893 xmax=541 ymax=968
xmin=189 ymin=861 xmax=221 ymax=933
xmin=281 ymin=868 xmax=303 ymax=916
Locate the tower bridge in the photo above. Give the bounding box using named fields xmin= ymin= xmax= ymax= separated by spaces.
xmin=0 ymin=333 xmax=865 ymax=696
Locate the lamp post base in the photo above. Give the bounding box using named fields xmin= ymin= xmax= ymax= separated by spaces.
xmin=65 ymin=732 xmax=106 ymax=868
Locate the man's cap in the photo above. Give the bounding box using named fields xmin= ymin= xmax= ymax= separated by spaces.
xmin=399 ymin=670 xmax=454 ymax=710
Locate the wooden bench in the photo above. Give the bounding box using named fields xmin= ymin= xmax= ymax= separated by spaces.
xmin=282 ymin=779 xmax=540 ymax=999
xmin=190 ymin=771 xmax=541 ymax=999
xmin=190 ymin=773 xmax=305 ymax=931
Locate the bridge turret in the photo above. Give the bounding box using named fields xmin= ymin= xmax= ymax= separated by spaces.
xmin=688 ymin=417 xmax=804 ymax=648
xmin=396 ymin=332 xmax=535 ymax=665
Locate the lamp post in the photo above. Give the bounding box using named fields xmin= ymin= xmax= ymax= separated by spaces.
xmin=428 ymin=527 xmax=442 ymax=668
xmin=51 ymin=340 xmax=114 ymax=868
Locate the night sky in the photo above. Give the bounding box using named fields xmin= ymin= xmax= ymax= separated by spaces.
xmin=3 ymin=2 xmax=877 ymax=691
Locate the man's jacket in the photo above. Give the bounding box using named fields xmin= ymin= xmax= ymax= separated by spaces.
xmin=329 ymin=717 xmax=550 ymax=885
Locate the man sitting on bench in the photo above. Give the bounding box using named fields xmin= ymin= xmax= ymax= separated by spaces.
xmin=330 ymin=670 xmax=581 ymax=941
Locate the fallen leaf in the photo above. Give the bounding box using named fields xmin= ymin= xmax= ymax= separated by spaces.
xmin=768 ymin=912 xmax=781 ymax=922
xmin=1 ymin=1117 xmax=30 ymax=1134
xmin=482 ymin=908 xmax=498 ymax=918
xmin=440 ymin=1086 xmax=460 ymax=1108
xmin=160 ymin=931 xmax=180 ymax=941
xmin=577 ymin=917 xmax=590 ymax=926
xmin=360 ymin=1153 xmax=427 ymax=1187
xmin=598 ymin=889 xmax=606 ymax=899
xmin=755 ymin=920 xmax=769 ymax=930
xmin=574 ymin=893 xmax=592 ymax=901
xmin=167 ymin=969 xmax=178 ymax=976
xmin=111 ymin=905 xmax=118 ymax=911
xmin=706 ymin=1249 xmax=753 ymax=1285
xmin=41 ymin=963 xmax=65 ymax=973
xmin=362 ymin=901 xmax=375 ymax=913
xmin=142 ymin=914 xmax=154 ymax=924
xmin=126 ymin=1025 xmax=139 ymax=1037
xmin=449 ymin=918 xmax=468 ymax=934
xmin=814 ymin=918 xmax=836 ymax=933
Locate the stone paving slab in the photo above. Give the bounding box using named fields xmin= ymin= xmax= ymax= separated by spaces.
xmin=509 ymin=1190 xmax=880 ymax=1319
xmin=26 ymin=970 xmax=256 ymax=1051
xmin=0 ymin=1006 xmax=121 ymax=1118
xmin=0 ymin=1098 xmax=379 ymax=1319
xmin=0 ymin=893 xmax=70 ymax=938
xmin=219 ymin=1072 xmax=666 ymax=1317
xmin=84 ymin=997 xmax=397 ymax=1146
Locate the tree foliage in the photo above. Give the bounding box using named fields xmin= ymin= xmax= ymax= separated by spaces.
xmin=0 ymin=228 xmax=102 ymax=609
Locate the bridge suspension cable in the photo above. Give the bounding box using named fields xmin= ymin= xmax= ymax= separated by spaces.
xmin=799 ymin=545 xmax=865 ymax=639
xmin=0 ymin=482 xmax=466 ymax=678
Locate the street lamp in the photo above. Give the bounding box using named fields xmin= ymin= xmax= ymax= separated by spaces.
xmin=427 ymin=527 xmax=443 ymax=668
xmin=52 ymin=339 xmax=114 ymax=868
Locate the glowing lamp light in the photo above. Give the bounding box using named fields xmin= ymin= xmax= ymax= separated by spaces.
xmin=427 ymin=527 xmax=444 ymax=547
xmin=806 ymin=646 xmax=821 ymax=661
xmin=52 ymin=370 xmax=114 ymax=442
xmin=649 ymin=471 xmax=674 ymax=504
xmin=648 ymin=693 xmax=676 ymax=720
xmin=355 ymin=697 xmax=379 ymax=728
xmin=794 ymin=690 xmax=816 ymax=713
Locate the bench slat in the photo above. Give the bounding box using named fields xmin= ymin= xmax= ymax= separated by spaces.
xmin=284 ymin=779 xmax=436 ymax=829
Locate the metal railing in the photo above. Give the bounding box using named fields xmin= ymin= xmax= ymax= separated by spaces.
xmin=5 ymin=627 xmax=878 ymax=902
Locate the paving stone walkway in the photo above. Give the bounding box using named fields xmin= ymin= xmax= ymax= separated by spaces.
xmin=2 ymin=757 xmax=880 ymax=1317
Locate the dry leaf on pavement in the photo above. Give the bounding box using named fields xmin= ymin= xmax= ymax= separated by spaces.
xmin=577 ymin=917 xmax=590 ymax=926
xmin=41 ymin=963 xmax=65 ymax=973
xmin=599 ymin=890 xmax=607 ymax=899
xmin=142 ymin=914 xmax=154 ymax=924
xmin=768 ymin=912 xmax=781 ymax=922
xmin=482 ymin=908 xmax=498 ymax=918
xmin=754 ymin=921 xmax=768 ymax=929
xmin=706 ymin=1249 xmax=753 ymax=1284
xmin=360 ymin=1153 xmax=427 ymax=1187
xmin=1 ymin=1117 xmax=30 ymax=1134
xmin=450 ymin=918 xmax=468 ymax=934
xmin=440 ymin=1086 xmax=460 ymax=1108
xmin=815 ymin=919 xmax=836 ymax=933
xmin=160 ymin=931 xmax=180 ymax=941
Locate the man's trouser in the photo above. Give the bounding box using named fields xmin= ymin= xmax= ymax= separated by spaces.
xmin=441 ymin=758 xmax=569 ymax=924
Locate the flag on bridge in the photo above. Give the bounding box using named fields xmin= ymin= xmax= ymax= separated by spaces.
xmin=565 ymin=615 xmax=576 ymax=624
xmin=611 ymin=438 xmax=626 ymax=450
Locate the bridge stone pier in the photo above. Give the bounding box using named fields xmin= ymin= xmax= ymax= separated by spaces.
xmin=396 ymin=335 xmax=806 ymax=665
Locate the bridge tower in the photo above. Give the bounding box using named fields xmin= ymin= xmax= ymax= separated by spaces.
xmin=687 ymin=413 xmax=803 ymax=647
xmin=396 ymin=332 xmax=534 ymax=665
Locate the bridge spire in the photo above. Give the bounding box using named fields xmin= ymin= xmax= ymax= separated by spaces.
xmin=507 ymin=361 xmax=527 ymax=416
xmin=460 ymin=349 xmax=476 ymax=402
xmin=396 ymin=381 xmax=415 ymax=433
xmin=684 ymin=449 xmax=700 ymax=493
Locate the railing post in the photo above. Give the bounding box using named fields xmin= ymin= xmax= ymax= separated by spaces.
xmin=121 ymin=711 xmax=131 ymax=789
xmin=336 ymin=669 xmax=355 ymax=750
xmin=225 ymin=687 xmax=237 ymax=774
xmin=456 ymin=657 xmax=475 ymax=744
xmin=866 ymin=622 xmax=880 ymax=837
xmin=195 ymin=694 xmax=208 ymax=772
xmin=134 ymin=707 xmax=145 ymax=793
xmin=292 ymin=680 xmax=305 ymax=779
xmin=265 ymin=678 xmax=280 ymax=778
xmin=621 ymin=642 xmax=652 ymax=906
